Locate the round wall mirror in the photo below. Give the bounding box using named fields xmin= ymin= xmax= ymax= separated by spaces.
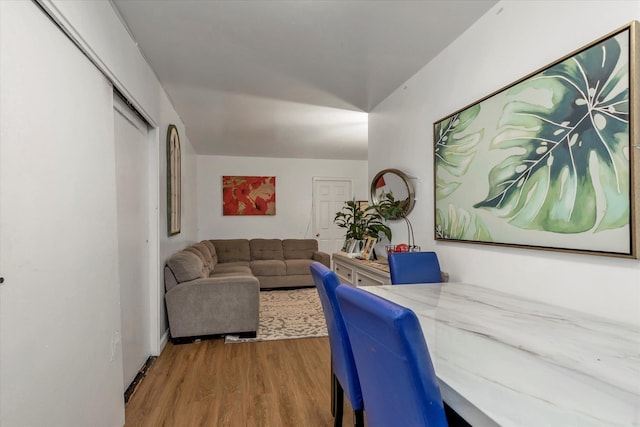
xmin=370 ymin=168 xmax=415 ymax=219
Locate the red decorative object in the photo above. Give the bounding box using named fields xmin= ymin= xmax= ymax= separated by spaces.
xmin=395 ymin=243 xmax=409 ymax=252
xmin=223 ymin=176 xmax=276 ymax=216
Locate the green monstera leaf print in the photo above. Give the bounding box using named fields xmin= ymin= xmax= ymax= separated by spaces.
xmin=435 ymin=204 xmax=492 ymax=241
xmin=474 ymin=33 xmax=629 ymax=233
xmin=434 ymin=105 xmax=483 ymax=200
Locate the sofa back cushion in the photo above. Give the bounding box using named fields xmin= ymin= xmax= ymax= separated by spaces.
xmin=211 ymin=239 xmax=251 ymax=263
xmin=164 ymin=251 xmax=205 ymax=292
xmin=201 ymin=240 xmax=218 ymax=265
xmin=184 ymin=247 xmax=210 ymax=277
xmin=250 ymin=239 xmax=284 ymax=261
xmin=192 ymin=242 xmax=215 ymax=270
xmin=283 ymin=239 xmax=318 ymax=260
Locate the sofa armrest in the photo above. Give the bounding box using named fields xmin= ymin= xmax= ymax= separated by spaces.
xmin=313 ymin=251 xmax=330 ymax=268
xmin=165 ymin=275 xmax=260 ymax=338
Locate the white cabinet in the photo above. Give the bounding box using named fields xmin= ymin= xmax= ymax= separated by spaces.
xmin=334 ymin=258 xmax=355 ymax=284
xmin=354 ymin=270 xmax=387 ymax=287
xmin=332 ymin=253 xmax=391 ymax=286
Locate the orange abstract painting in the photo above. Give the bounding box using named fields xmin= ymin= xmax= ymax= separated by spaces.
xmin=222 ymin=176 xmax=276 ymax=215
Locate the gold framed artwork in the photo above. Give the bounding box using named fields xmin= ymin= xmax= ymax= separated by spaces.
xmin=434 ymin=22 xmax=639 ymax=258
xmin=167 ymin=124 xmax=181 ymax=236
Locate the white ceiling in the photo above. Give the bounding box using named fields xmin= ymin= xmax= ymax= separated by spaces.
xmin=112 ymin=0 xmax=496 ymax=160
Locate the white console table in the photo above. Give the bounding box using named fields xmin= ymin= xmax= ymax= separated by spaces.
xmin=332 ymin=252 xmax=391 ymax=287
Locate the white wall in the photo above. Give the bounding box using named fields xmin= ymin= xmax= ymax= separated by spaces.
xmin=0 ymin=0 xmax=199 ymax=425
xmin=197 ymin=155 xmax=368 ymax=240
xmin=369 ymin=0 xmax=640 ymax=326
xmin=46 ymin=0 xmax=159 ymax=124
xmin=40 ymin=0 xmax=200 ymax=351
xmin=158 ymin=91 xmax=199 ymax=340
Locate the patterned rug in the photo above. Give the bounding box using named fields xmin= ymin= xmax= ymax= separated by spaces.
xmin=225 ymin=287 xmax=328 ymax=343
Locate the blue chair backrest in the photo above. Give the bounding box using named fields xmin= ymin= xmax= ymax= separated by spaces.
xmin=336 ymin=284 xmax=447 ymax=427
xmin=310 ymin=262 xmax=363 ymax=409
xmin=388 ymin=251 xmax=442 ymax=284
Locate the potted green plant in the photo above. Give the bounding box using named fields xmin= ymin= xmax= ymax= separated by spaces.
xmin=334 ymin=199 xmax=392 ymax=250
xmin=376 ymin=191 xmax=416 ymax=250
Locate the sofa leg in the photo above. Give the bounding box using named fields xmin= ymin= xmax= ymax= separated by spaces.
xmin=237 ymin=331 xmax=257 ymax=339
xmin=171 ymin=336 xmax=196 ymax=345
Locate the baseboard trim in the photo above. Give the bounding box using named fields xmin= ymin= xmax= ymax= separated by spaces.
xmin=124 ymin=356 xmax=157 ymax=404
xmin=123 ymin=330 xmax=169 ymax=404
xmin=159 ymin=329 xmax=169 ymax=354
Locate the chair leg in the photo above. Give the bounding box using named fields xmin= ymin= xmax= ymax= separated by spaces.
xmin=353 ymin=409 xmax=364 ymax=427
xmin=331 ymin=371 xmax=337 ymax=416
xmin=330 ymin=361 xmax=337 ymax=416
xmin=332 ymin=373 xmax=344 ymax=427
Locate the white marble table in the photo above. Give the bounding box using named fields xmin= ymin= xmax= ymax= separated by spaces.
xmin=359 ymin=283 xmax=640 ymax=427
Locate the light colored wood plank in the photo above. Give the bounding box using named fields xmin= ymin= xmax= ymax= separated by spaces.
xmin=125 ymin=337 xmax=358 ymax=427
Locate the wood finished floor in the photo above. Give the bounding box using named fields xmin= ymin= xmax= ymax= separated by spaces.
xmin=124 ymin=337 xmax=358 ymax=427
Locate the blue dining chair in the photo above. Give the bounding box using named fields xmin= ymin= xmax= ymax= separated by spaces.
xmin=388 ymin=251 xmax=443 ymax=284
xmin=335 ymin=284 xmax=448 ymax=427
xmin=310 ymin=262 xmax=364 ymax=427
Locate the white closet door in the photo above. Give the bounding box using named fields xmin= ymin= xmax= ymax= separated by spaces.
xmin=114 ymin=95 xmax=151 ymax=389
xmin=0 ymin=1 xmax=124 ymax=426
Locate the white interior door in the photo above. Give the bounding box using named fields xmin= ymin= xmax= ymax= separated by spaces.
xmin=114 ymin=95 xmax=151 ymax=389
xmin=312 ymin=178 xmax=353 ymax=254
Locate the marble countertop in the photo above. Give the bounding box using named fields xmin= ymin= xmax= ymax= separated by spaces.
xmin=360 ymin=283 xmax=640 ymax=427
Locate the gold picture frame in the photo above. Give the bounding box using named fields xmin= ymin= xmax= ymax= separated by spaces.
xmin=361 ymin=236 xmax=377 ymax=260
xmin=167 ymin=124 xmax=181 ymax=236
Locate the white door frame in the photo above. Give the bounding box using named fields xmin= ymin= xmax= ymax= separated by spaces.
xmin=147 ymin=126 xmax=161 ymax=356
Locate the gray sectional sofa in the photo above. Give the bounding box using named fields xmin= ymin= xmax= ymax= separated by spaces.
xmin=164 ymin=238 xmax=330 ymax=339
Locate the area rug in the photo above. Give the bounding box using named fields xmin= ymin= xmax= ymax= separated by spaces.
xmin=225 ymin=287 xmax=328 ymax=343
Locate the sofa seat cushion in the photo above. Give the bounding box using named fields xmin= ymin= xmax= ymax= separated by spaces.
xmin=213 ymin=262 xmax=252 ymax=275
xmin=250 ymin=260 xmax=286 ymax=276
xmin=209 ymin=270 xmax=253 ymax=278
xmin=283 ymin=239 xmax=317 ymax=259
xmin=285 ymin=259 xmax=314 ymax=276
xmin=250 ymin=238 xmax=284 ymax=260
xmin=210 ymin=239 xmax=250 ymax=263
